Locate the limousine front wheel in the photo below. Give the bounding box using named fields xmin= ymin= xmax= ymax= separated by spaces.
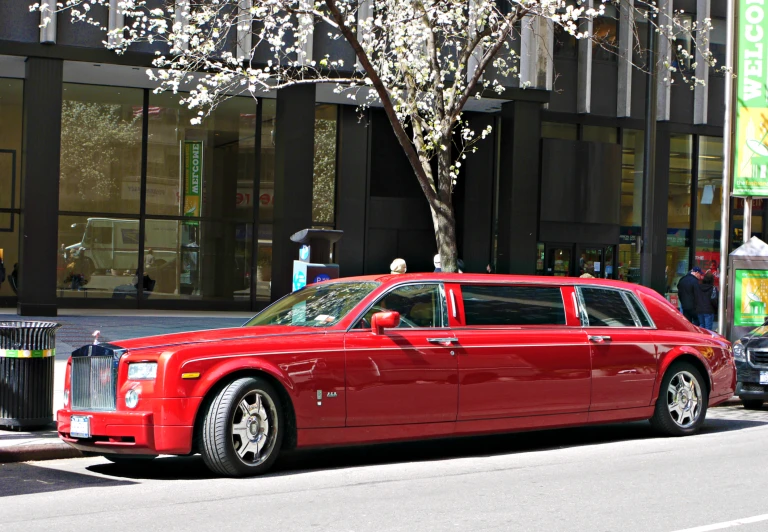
xmin=200 ymin=377 xmax=284 ymax=477
xmin=651 ymin=362 xmax=708 ymax=436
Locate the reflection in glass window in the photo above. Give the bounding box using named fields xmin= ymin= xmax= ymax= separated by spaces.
xmin=0 ymin=214 xmax=19 ymax=298
xmin=710 ymin=18 xmax=726 ymax=77
xmin=583 ymin=126 xmax=617 ymax=144
xmin=592 ymin=5 xmax=618 ymax=62
xmin=580 ymin=288 xmax=636 ymax=327
xmin=313 ymin=104 xmax=338 ymax=227
xmin=247 ymin=281 xmax=379 ymax=327
xmin=145 ymin=92 xmax=257 ymax=220
xmin=541 ymin=122 xmax=578 ymax=140
xmin=362 ymin=284 xmax=445 ymax=328
xmin=667 ymin=134 xmax=693 ymax=299
xmin=57 ymin=215 xmax=140 ymax=299
xmin=0 ymin=79 xmax=22 ymax=214
xmin=627 ymin=294 xmax=652 ymax=327
xmin=59 ymin=84 xmax=143 ymax=214
xmin=619 ymin=130 xmax=643 ymax=284
xmin=462 ymin=285 xmax=565 ymax=326
xmin=257 ymin=99 xmax=276 ymax=301
xmin=696 ymin=137 xmax=723 ymax=282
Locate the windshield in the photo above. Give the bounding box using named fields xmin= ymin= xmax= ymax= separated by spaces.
xmin=245 ymin=282 xmax=380 ymax=328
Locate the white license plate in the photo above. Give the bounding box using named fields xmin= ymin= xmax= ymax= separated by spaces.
xmin=761 ymin=372 xmax=768 ymax=385
xmin=70 ymin=416 xmax=90 ymax=438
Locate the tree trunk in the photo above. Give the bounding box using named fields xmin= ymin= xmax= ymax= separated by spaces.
xmin=431 ymin=137 xmax=459 ymax=273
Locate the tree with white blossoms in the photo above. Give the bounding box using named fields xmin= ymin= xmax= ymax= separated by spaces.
xmin=32 ymin=0 xmax=719 ymax=272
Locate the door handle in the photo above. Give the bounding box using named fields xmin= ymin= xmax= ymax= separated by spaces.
xmin=588 ymin=335 xmax=612 ymax=343
xmin=427 ymin=337 xmax=458 ymax=346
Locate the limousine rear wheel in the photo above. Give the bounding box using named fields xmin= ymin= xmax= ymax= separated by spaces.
xmin=200 ymin=377 xmax=284 ymax=477
xmin=650 ymin=362 xmax=708 ymax=436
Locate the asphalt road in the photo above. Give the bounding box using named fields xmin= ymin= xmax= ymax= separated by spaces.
xmin=3 ymin=404 xmax=768 ymax=532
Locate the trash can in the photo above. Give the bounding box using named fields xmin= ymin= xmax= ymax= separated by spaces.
xmin=0 ymin=321 xmax=62 ymax=430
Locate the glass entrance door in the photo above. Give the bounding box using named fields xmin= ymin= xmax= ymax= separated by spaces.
xmin=546 ymin=246 xmax=572 ymax=277
xmin=543 ymin=243 xmax=618 ymax=278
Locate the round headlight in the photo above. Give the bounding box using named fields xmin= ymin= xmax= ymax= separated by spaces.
xmin=63 ymin=389 xmax=69 ymax=407
xmin=733 ymin=341 xmax=746 ymax=362
xmin=125 ymin=389 xmax=140 ymax=409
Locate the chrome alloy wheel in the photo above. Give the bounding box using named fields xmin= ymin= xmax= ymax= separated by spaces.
xmin=231 ymin=390 xmax=278 ymax=466
xmin=666 ymin=370 xmax=703 ymax=428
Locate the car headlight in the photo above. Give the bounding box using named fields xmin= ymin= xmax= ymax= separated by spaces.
xmin=125 ymin=388 xmax=140 ymax=409
xmin=733 ymin=340 xmax=746 ymax=362
xmin=128 ymin=362 xmax=157 ymax=380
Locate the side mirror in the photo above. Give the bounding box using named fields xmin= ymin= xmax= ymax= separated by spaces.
xmin=371 ymin=311 xmax=400 ymax=335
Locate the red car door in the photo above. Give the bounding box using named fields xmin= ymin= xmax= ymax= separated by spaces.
xmin=453 ymin=283 xmax=592 ymax=420
xmin=576 ymin=286 xmax=658 ymax=411
xmin=344 ymin=282 xmax=459 ymax=426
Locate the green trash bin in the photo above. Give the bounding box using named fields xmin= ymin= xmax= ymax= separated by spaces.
xmin=0 ymin=321 xmax=62 ymax=429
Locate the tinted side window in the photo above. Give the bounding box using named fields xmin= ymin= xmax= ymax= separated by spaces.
xmin=580 ymin=288 xmax=636 ymax=327
xmin=461 ymin=285 xmax=566 ymax=326
xmin=360 ymin=284 xmax=445 ymax=328
xmin=627 ymin=293 xmax=652 ymax=327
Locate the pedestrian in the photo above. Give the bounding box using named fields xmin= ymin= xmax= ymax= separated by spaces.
xmin=9 ymin=263 xmax=18 ymax=295
xmin=457 ymin=258 xmax=464 ymax=273
xmin=486 ymin=263 xmax=493 ymax=273
xmin=145 ymin=248 xmax=156 ymax=270
xmin=694 ymin=272 xmax=718 ymax=331
xmin=580 ymin=272 xmax=594 ymax=278
xmin=433 ymin=254 xmax=441 ymax=272
xmin=0 ymin=257 xmax=5 ymax=291
xmin=677 ymin=266 xmax=702 ymax=325
xmin=390 ymin=258 xmax=407 ymax=274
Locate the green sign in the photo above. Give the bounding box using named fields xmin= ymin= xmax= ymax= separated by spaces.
xmin=734 ymin=269 xmax=768 ymax=326
xmin=184 ymin=140 xmax=203 ymax=217
xmin=734 ymin=0 xmax=768 ymax=196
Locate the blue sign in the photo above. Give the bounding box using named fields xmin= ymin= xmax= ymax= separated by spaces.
xmin=299 ymin=245 xmax=310 ymax=262
xmin=292 ymin=271 xmax=306 ymax=291
xmin=315 ymin=274 xmax=331 ymax=283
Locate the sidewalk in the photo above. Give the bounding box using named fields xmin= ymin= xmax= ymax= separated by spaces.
xmin=0 ymin=309 xmax=250 ymax=463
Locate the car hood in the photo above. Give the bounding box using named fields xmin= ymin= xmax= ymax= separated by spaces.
xmin=110 ymin=325 xmax=322 ymax=352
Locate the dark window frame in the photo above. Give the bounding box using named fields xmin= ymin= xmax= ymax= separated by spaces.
xmin=575 ymin=286 xmax=654 ymax=328
xmin=350 ymin=282 xmax=448 ymax=330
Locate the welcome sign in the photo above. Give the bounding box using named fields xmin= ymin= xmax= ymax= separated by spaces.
xmin=734 ymin=0 xmax=768 ymax=196
xmin=184 ymin=140 xmax=203 ymax=216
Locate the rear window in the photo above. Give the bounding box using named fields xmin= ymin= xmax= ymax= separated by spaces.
xmin=461 ymin=285 xmax=566 ymax=326
xmin=626 ymin=293 xmax=652 ymax=327
xmin=579 ymin=287 xmax=636 ymax=327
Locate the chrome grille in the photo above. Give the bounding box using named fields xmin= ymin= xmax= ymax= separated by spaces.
xmin=71 ymin=356 xmax=116 ymax=411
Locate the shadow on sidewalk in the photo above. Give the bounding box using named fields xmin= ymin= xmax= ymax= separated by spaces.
xmin=80 ymin=410 xmax=768 ymax=482
xmin=0 ymin=462 xmax=136 ymax=497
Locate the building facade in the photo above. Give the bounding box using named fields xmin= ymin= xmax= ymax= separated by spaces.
xmin=0 ymin=0 xmax=748 ymax=315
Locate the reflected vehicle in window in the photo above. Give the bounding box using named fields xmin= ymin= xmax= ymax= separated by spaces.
xmin=57 ymin=274 xmax=735 ymax=477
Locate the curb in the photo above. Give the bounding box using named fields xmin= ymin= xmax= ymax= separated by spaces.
xmin=0 ymin=443 xmax=82 ymax=464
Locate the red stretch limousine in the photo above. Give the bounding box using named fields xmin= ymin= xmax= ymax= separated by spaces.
xmin=58 ymin=274 xmax=736 ymax=476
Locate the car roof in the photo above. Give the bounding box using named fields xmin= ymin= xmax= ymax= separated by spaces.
xmin=331 ymin=273 xmax=646 ymax=290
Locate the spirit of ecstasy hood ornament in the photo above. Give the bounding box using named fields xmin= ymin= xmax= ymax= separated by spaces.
xmin=92 ymin=330 xmax=101 ymax=345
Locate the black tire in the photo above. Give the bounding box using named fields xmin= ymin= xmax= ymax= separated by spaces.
xmin=742 ymin=399 xmax=764 ymax=410
xmin=650 ymin=362 xmax=708 ymax=436
xmin=104 ymin=454 xmax=157 ymax=464
xmin=200 ymin=377 xmax=283 ymax=477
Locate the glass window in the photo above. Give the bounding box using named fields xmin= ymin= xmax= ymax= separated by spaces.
xmin=246 ymin=281 xmax=380 ymax=327
xmin=141 ymin=219 xmax=253 ymax=302
xmin=667 ymin=134 xmax=693 ymax=300
xmin=579 ymin=287 xmax=636 ymax=327
xmin=593 ymin=5 xmax=619 ymax=62
xmin=313 ymin=104 xmax=337 ymax=227
xmin=536 ymin=243 xmax=545 ymax=275
xmin=360 ymin=284 xmax=445 ymax=328
xmin=583 ymin=126 xmax=618 ymax=144
xmin=554 ymin=23 xmax=577 ymax=59
xmin=57 ymin=215 xmax=140 ymax=299
xmin=0 ymin=79 xmax=22 ymax=214
xmin=59 ymin=84 xmax=143 ymax=214
xmin=541 ymin=122 xmax=578 ymax=141
xmin=257 ymin=99 xmax=276 ymax=302
xmin=145 ymin=92 xmax=257 ymax=220
xmin=619 ymin=130 xmax=643 ymax=284
xmin=462 ymin=285 xmax=566 ymax=326
xmin=626 ymin=293 xmax=652 ymax=327
xmin=695 ymin=137 xmax=723 ymax=284
xmin=710 ymin=18 xmax=726 ymax=76
xmin=0 ymin=214 xmax=19 ymax=298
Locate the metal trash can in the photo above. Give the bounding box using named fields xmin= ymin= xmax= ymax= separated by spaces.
xmin=0 ymin=321 xmax=62 ymax=429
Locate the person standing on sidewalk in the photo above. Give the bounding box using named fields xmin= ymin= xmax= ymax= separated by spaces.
xmin=694 ymin=272 xmax=718 ymax=331
xmin=677 ymin=266 xmax=702 ymax=325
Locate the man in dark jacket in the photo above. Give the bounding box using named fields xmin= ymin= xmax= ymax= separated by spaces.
xmin=677 ymin=266 xmax=702 ymax=325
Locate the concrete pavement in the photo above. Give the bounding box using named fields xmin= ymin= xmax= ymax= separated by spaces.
xmin=2 ymin=403 xmax=768 ymax=532
xmin=0 ymin=310 xmax=249 ymax=462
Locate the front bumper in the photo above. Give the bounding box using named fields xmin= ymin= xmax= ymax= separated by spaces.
xmin=57 ymin=404 xmax=196 ymax=456
xmin=735 ymin=363 xmax=768 ymax=400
